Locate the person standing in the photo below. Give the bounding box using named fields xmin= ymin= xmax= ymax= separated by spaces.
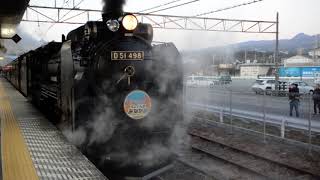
xmin=289 ymin=84 xmax=300 ymax=117
xmin=313 ymin=84 xmax=320 ymax=115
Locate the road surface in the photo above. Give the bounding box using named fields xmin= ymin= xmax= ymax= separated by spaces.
xmin=186 ymin=79 xmax=319 ymax=121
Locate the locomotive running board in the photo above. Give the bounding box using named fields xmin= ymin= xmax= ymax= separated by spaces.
xmin=124 ymin=164 xmax=173 ymax=180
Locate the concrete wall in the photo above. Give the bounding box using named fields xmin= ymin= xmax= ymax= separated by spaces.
xmin=240 ymin=66 xmax=270 ymax=77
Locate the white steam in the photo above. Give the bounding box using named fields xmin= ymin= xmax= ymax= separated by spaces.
xmin=63 ymin=43 xmax=189 ymax=171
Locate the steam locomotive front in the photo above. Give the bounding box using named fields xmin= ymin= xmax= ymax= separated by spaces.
xmin=71 ymin=12 xmax=182 ymax=178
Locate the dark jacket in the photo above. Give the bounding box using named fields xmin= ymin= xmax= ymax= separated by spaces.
xmin=313 ymin=88 xmax=320 ymax=101
xmin=289 ymin=87 xmax=300 ymax=101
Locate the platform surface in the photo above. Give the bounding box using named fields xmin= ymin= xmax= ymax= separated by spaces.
xmin=0 ymin=78 xmax=107 ymax=180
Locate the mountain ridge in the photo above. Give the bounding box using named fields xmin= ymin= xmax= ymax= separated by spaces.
xmin=230 ymin=33 xmax=319 ymax=52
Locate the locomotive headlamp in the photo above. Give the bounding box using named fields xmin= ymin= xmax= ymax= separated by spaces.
xmin=107 ymin=20 xmax=120 ymax=32
xmin=122 ymin=15 xmax=138 ymax=31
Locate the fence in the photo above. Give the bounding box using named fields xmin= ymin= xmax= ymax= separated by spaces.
xmin=183 ymin=79 xmax=320 ymax=152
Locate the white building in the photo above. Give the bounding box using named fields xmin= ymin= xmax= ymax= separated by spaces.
xmin=309 ymin=48 xmax=320 ymax=58
xmin=240 ymin=63 xmax=273 ymax=78
xmin=284 ymin=55 xmax=317 ymax=67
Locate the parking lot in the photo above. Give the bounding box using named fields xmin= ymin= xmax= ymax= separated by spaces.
xmin=186 ymin=79 xmax=319 ymax=120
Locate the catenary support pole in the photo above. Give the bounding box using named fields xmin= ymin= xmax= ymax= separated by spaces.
xmin=275 ymin=13 xmax=280 ymax=94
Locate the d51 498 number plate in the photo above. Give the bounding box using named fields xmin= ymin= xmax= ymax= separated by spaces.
xmin=111 ymin=51 xmax=144 ymax=61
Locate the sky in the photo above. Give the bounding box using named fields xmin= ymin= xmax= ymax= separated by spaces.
xmin=13 ymin=0 xmax=320 ymax=51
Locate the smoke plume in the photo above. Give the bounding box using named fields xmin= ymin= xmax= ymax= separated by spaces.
xmin=102 ymin=0 xmax=126 ymax=14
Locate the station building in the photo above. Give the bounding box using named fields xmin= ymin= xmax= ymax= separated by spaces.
xmin=279 ymin=55 xmax=320 ymax=78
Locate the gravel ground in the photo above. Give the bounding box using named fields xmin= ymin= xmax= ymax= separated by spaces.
xmin=193 ymin=110 xmax=320 ymax=146
xmin=158 ymin=161 xmax=215 ymax=180
xmin=188 ymin=118 xmax=320 ymax=177
xmin=157 ymin=118 xmax=266 ymax=180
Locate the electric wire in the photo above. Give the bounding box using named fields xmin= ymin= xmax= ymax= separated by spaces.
xmin=148 ymin=0 xmax=264 ymax=27
xmin=147 ymin=0 xmax=200 ymax=14
xmin=138 ymin=0 xmax=184 ymax=13
xmin=195 ymin=0 xmax=264 ymax=17
xmin=59 ymin=0 xmax=86 ymax=22
xmin=45 ymin=0 xmax=86 ymax=33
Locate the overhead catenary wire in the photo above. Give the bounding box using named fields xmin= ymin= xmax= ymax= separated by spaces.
xmin=45 ymin=0 xmax=86 ymax=33
xmin=138 ymin=0 xmax=184 ymax=13
xmin=96 ymin=0 xmax=200 ymax=21
xmin=145 ymin=0 xmax=264 ymax=27
xmin=59 ymin=0 xmax=86 ymax=22
xmin=195 ymin=0 xmax=264 ymax=17
xmin=27 ymin=0 xmax=264 ymax=29
xmin=146 ymin=0 xmax=200 ymax=14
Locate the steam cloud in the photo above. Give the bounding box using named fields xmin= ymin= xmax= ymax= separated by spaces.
xmin=63 ymin=43 xmax=188 ymax=171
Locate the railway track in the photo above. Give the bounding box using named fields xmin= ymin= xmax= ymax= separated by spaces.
xmin=154 ymin=120 xmax=266 ymax=180
xmin=143 ymin=114 xmax=320 ymax=180
xmin=157 ymin=161 xmax=215 ymax=180
xmin=188 ymin=119 xmax=320 ymax=180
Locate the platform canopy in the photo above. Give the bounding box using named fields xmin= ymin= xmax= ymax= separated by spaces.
xmin=0 ymin=0 xmax=29 ymax=25
xmin=0 ymin=0 xmax=29 ymax=39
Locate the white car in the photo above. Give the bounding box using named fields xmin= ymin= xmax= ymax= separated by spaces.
xmin=186 ymin=76 xmax=212 ymax=87
xmin=288 ymin=81 xmax=314 ymax=94
xmin=252 ymin=79 xmax=277 ymax=94
xmin=252 ymin=79 xmax=289 ymax=94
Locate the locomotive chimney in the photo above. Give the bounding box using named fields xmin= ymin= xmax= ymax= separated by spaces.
xmin=102 ymin=0 xmax=126 ymax=21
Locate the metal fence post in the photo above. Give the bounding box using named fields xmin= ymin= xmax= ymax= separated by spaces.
xmin=281 ymin=119 xmax=285 ymax=138
xmin=220 ymin=110 xmax=224 ymax=123
xmin=263 ymin=91 xmax=266 ymax=142
xmin=308 ymin=93 xmax=312 ymax=155
xmin=183 ymin=79 xmax=186 ymax=119
xmin=221 ymin=85 xmax=226 ymax=124
xmin=229 ymin=88 xmax=233 ymax=134
xmin=206 ymin=85 xmax=209 ymax=112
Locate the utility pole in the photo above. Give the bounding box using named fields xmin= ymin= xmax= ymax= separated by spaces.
xmin=245 ymin=50 xmax=247 ymax=62
xmin=275 ymin=13 xmax=280 ymax=92
xmin=318 ymin=35 xmax=320 ymax=63
xmin=317 ymin=35 xmax=320 ymax=62
xmin=314 ymin=37 xmax=317 ymax=61
xmin=255 ymin=49 xmax=257 ymax=62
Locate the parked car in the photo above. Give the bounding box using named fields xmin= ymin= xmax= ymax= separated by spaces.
xmin=252 ymin=79 xmax=314 ymax=95
xmin=288 ymin=81 xmax=314 ymax=94
xmin=186 ymin=76 xmax=212 ymax=87
xmin=209 ymin=75 xmax=232 ymax=87
xmin=252 ymin=79 xmax=276 ymax=94
xmin=251 ymin=79 xmax=289 ymax=95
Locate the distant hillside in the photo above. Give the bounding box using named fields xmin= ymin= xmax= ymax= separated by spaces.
xmin=182 ymin=33 xmax=320 ymax=72
xmin=232 ymin=33 xmax=319 ymax=53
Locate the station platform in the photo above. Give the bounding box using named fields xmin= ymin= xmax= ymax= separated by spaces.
xmin=0 ymin=78 xmax=107 ymax=180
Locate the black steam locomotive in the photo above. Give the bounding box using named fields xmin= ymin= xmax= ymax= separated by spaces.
xmin=4 ymin=7 xmax=183 ymax=180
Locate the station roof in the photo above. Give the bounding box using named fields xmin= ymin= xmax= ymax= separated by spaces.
xmin=0 ymin=0 xmax=29 ymax=25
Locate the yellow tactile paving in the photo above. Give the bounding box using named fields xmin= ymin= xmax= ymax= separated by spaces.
xmin=0 ymin=81 xmax=39 ymax=180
